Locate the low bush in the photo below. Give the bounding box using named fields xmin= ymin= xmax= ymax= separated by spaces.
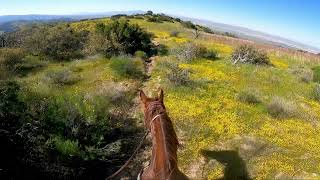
xmin=0 ymin=67 xmax=12 ymax=80
xmin=224 ymin=32 xmax=238 ymax=38
xmin=0 ymin=48 xmax=26 ymax=72
xmin=267 ymin=97 xmax=298 ymax=119
xmin=19 ymin=55 xmax=46 ymax=70
xmin=181 ymin=21 xmax=197 ymax=30
xmin=312 ymin=66 xmax=320 ymax=83
xmin=83 ymin=32 xmax=106 ymax=56
xmin=111 ymin=14 xmax=127 ymax=19
xmin=291 ymin=67 xmax=313 ymax=83
xmin=147 ymin=16 xmax=162 ymax=23
xmin=0 ymin=79 xmax=142 ymax=179
xmin=174 ymin=18 xmax=182 ymax=22
xmin=48 ymin=136 xmax=80 ymax=157
xmin=157 ymin=44 xmax=169 ymax=56
xmin=0 ymin=80 xmax=28 ymax=179
xmin=170 ymin=31 xmax=180 ymax=37
xmin=167 ymin=63 xmax=191 ymax=86
xmin=237 ymin=90 xmax=260 ymax=104
xmin=146 ymin=11 xmax=153 ymax=15
xmin=0 ymin=49 xmax=47 ymax=76
xmin=173 ymin=43 xmax=217 ymax=62
xmin=202 ymin=26 xmax=214 ymax=34
xmin=147 ymin=14 xmax=175 ymax=23
xmin=46 ymin=69 xmax=81 ymax=86
xmin=312 ymin=84 xmax=320 ymax=101
xmin=23 ymin=24 xmax=87 ymax=60
xmin=135 ymin=50 xmax=147 ymax=59
xmin=0 ymin=80 xmax=24 ymax=126
xmin=231 ymin=45 xmax=270 ymax=65
xmin=155 ymin=14 xmax=175 ymax=22
xmin=96 ymin=20 xmax=154 ymax=57
xmin=173 ymin=43 xmax=203 ymax=61
xmin=109 ymin=56 xmax=145 ymax=79
xmin=202 ymin=49 xmax=218 ymax=60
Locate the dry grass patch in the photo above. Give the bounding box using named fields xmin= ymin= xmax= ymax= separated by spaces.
xmin=267 ymin=97 xmax=299 ymax=119
xmin=290 ymin=66 xmax=313 ymax=83
xmin=237 ymin=90 xmax=261 ymax=104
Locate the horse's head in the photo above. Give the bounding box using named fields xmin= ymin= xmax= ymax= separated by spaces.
xmin=139 ymin=89 xmax=166 ymax=130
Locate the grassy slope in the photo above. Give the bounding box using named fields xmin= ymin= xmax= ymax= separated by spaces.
xmin=133 ymin=18 xmax=320 ymax=179
xmin=19 ymin=17 xmax=320 ymax=179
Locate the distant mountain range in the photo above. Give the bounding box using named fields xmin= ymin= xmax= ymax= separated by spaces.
xmin=0 ymin=10 xmax=319 ymax=54
xmin=178 ymin=16 xmax=320 ymax=54
xmin=0 ymin=11 xmax=144 ymax=24
xmin=0 ymin=11 xmax=144 ymax=32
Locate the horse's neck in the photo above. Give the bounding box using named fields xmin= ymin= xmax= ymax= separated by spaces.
xmin=149 ymin=115 xmax=178 ymax=175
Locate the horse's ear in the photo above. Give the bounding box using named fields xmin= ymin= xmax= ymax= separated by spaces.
xmin=140 ymin=90 xmax=148 ymax=104
xmin=158 ymin=88 xmax=164 ymax=102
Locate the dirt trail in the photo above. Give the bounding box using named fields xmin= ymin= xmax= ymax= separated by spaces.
xmin=116 ymin=56 xmax=157 ymax=179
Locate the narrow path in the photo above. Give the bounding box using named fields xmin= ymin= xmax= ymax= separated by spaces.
xmin=117 ymin=56 xmax=157 ymax=179
xmin=145 ymin=56 xmax=157 ymax=75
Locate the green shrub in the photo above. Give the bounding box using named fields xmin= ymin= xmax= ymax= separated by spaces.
xmin=135 ymin=50 xmax=147 ymax=59
xmin=202 ymin=26 xmax=214 ymax=34
xmin=0 ymin=80 xmax=24 ymax=125
xmin=312 ymin=84 xmax=320 ymax=101
xmin=23 ymin=24 xmax=87 ymax=60
xmin=0 ymin=67 xmax=12 ymax=80
xmin=175 ymin=18 xmax=182 ymax=22
xmin=109 ymin=56 xmax=145 ymax=79
xmin=167 ymin=63 xmax=191 ymax=86
xmin=155 ymin=14 xmax=175 ymax=22
xmin=147 ymin=16 xmax=162 ymax=23
xmin=237 ymin=90 xmax=260 ymax=104
xmin=83 ymin=32 xmax=106 ymax=56
xmin=267 ymin=97 xmax=298 ymax=119
xmin=312 ymin=66 xmax=320 ymax=83
xmin=174 ymin=43 xmax=217 ymax=62
xmin=224 ymin=32 xmax=238 ymax=38
xmin=15 ymin=55 xmax=47 ymax=75
xmin=110 ymin=14 xmax=127 ymax=19
xmin=181 ymin=21 xmax=197 ymax=29
xmin=0 ymin=48 xmax=26 ymax=71
xmin=157 ymin=44 xmax=169 ymax=56
xmin=69 ymin=64 xmax=84 ymax=73
xmin=231 ymin=45 xmax=270 ymax=65
xmin=0 ymin=80 xmax=142 ymax=178
xmin=147 ymin=13 xmax=175 ymax=23
xmin=49 ymin=136 xmax=80 ymax=157
xmin=146 ymin=10 xmax=153 ymax=15
xmin=46 ymin=69 xmax=81 ymax=85
xmin=96 ymin=20 xmax=153 ymax=57
xmin=0 ymin=49 xmax=46 ymax=76
xmin=203 ymin=49 xmax=218 ymax=60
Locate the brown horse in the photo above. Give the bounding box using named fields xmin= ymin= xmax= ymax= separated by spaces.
xmin=138 ymin=89 xmax=189 ymax=180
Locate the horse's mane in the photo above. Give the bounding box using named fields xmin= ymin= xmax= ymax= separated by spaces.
xmin=159 ymin=113 xmax=179 ymax=169
xmin=147 ymin=102 xmax=179 ymax=171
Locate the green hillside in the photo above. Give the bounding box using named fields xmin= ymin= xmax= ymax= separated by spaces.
xmin=1 ymin=14 xmax=320 ymax=179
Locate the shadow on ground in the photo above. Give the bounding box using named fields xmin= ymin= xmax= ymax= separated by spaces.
xmin=200 ymin=150 xmax=252 ymax=180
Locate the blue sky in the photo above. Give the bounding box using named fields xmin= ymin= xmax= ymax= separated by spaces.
xmin=1 ymin=0 xmax=319 ymax=49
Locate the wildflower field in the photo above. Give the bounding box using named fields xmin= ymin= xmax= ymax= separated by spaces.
xmin=129 ymin=17 xmax=320 ymax=179
xmin=13 ymin=16 xmax=320 ymax=179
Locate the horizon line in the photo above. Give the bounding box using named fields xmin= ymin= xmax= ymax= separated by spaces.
xmin=0 ymin=10 xmax=319 ymax=53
